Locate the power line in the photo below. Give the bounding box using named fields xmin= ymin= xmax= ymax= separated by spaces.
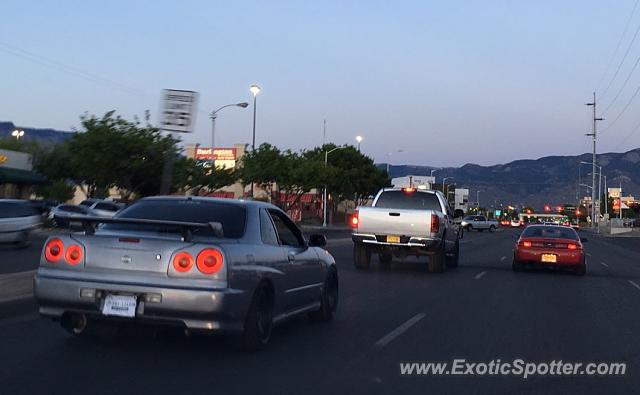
xmin=601 ymin=48 xmax=640 ymax=115
xmin=600 ymin=6 xmax=640 ymax=101
xmin=596 ymin=0 xmax=640 ymax=94
xmin=601 ymin=82 xmax=640 ymax=132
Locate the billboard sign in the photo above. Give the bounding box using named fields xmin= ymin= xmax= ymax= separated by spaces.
xmin=195 ymin=147 xmax=237 ymax=169
xmin=160 ymin=89 xmax=199 ymax=133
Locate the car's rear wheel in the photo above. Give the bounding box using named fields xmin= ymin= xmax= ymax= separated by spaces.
xmin=467 ymin=224 xmax=473 ymax=231
xmin=242 ymin=283 xmax=274 ymax=351
xmin=309 ymin=268 xmax=338 ymax=322
xmin=574 ymin=260 xmax=587 ymax=276
xmin=353 ymin=243 xmax=371 ymax=270
xmin=446 ymin=240 xmax=459 ymax=268
xmin=489 ymin=225 xmax=496 ymax=232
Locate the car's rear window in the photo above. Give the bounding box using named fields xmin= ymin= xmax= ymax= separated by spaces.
xmin=103 ymin=199 xmax=246 ymax=238
xmin=375 ymin=191 xmax=442 ymax=211
xmin=522 ymin=226 xmax=578 ymax=240
xmin=0 ymin=202 xmax=40 ymax=218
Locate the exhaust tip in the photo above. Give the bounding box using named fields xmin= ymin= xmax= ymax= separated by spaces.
xmin=61 ymin=312 xmax=88 ymax=335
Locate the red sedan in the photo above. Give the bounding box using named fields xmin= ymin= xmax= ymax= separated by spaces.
xmin=512 ymin=225 xmax=587 ymax=275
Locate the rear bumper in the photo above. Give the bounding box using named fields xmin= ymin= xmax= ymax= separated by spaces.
xmin=515 ymin=249 xmax=584 ymax=266
xmin=34 ymin=273 xmax=250 ymax=333
xmin=352 ymin=233 xmax=441 ymax=252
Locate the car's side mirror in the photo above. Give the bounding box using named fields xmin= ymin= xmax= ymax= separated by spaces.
xmin=580 ymin=237 xmax=588 ymax=243
xmin=308 ymin=234 xmax=327 ymax=248
xmin=454 ymin=209 xmax=465 ymax=219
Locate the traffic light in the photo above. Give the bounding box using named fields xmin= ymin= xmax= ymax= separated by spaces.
xmin=526 ymin=209 xmax=532 ymax=214
xmin=544 ymin=205 xmax=551 ymax=212
xmin=556 ymin=206 xmax=562 ymax=212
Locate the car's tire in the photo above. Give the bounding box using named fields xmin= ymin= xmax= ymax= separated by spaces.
xmin=512 ymin=257 xmax=523 ymax=272
xmin=353 ymin=243 xmax=371 ymax=270
xmin=446 ymin=240 xmax=459 ymax=268
xmin=467 ymin=224 xmax=473 ymax=231
xmin=574 ymin=260 xmax=587 ymax=276
xmin=309 ymin=267 xmax=338 ymax=322
xmin=489 ymin=225 xmax=496 ymax=232
xmin=242 ymin=283 xmax=274 ymax=351
xmin=379 ymin=251 xmax=392 ymax=265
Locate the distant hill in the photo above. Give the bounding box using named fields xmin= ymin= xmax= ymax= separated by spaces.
xmin=0 ymin=121 xmax=73 ymax=148
xmin=379 ymin=148 xmax=640 ymax=209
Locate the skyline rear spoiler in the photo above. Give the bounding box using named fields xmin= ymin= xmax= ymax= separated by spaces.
xmin=73 ymin=216 xmax=224 ymax=242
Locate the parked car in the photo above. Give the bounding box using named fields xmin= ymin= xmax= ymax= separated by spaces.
xmin=511 ymin=219 xmax=522 ymax=227
xmin=0 ymin=199 xmax=42 ymax=244
xmin=512 ymin=225 xmax=587 ymax=275
xmin=460 ymin=215 xmax=500 ymax=232
xmin=80 ymin=199 xmax=123 ymax=217
xmin=351 ymin=187 xmax=462 ymax=273
xmin=34 ymin=196 xmax=338 ymax=350
xmin=49 ymin=204 xmax=92 ymax=228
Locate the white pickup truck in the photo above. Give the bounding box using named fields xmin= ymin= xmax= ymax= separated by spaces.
xmin=351 ymin=187 xmax=463 ymax=273
xmin=460 ymin=215 xmax=499 ymax=232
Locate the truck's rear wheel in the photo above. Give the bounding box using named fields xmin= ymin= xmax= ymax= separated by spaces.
xmin=446 ymin=240 xmax=459 ymax=268
xmin=353 ymin=243 xmax=371 ymax=270
xmin=428 ymin=248 xmax=446 ymax=273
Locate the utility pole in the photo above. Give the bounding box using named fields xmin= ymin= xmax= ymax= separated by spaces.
xmin=323 ymin=119 xmax=326 ymax=146
xmin=586 ymin=92 xmax=604 ymax=229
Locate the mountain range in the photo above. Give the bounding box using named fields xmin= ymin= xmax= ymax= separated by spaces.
xmin=382 ymin=148 xmax=640 ymax=210
xmin=0 ymin=122 xmax=73 ymax=148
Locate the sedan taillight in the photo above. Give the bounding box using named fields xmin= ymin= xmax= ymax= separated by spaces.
xmin=196 ymin=248 xmax=224 ymax=275
xmin=45 ymin=238 xmax=64 ymax=263
xmin=65 ymin=244 xmax=84 ymax=265
xmin=351 ymin=211 xmax=359 ymax=228
xmin=567 ymin=243 xmax=579 ymax=250
xmin=173 ymin=252 xmax=194 ymax=272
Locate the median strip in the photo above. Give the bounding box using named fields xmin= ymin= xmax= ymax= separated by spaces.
xmin=628 ymin=280 xmax=640 ymax=291
xmin=600 ymin=262 xmax=609 ymax=268
xmin=374 ymin=313 xmax=426 ymax=348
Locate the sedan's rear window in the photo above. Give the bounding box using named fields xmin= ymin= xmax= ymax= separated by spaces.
xmin=375 ymin=191 xmax=442 ymax=211
xmin=522 ymin=226 xmax=578 ymax=240
xmin=103 ymin=199 xmax=246 ymax=238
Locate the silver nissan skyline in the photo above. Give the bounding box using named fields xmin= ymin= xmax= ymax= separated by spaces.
xmin=33 ymin=196 xmax=338 ymax=350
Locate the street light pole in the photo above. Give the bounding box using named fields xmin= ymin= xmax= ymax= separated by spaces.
xmin=210 ymin=102 xmax=248 ymax=168
xmin=355 ymin=135 xmax=363 ymax=152
xmin=477 ymin=190 xmax=481 ymax=209
xmin=249 ymin=84 xmax=261 ymax=198
xmin=586 ymin=93 xmax=603 ymax=229
xmin=386 ymin=149 xmax=403 ymax=176
xmin=323 ymin=146 xmax=344 ymax=227
xmin=11 ymin=129 xmax=24 ymax=140
xmin=442 ymin=177 xmax=453 ymax=195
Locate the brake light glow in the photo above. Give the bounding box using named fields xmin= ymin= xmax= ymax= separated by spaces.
xmin=45 ymin=238 xmax=64 ymax=263
xmin=402 ymin=187 xmax=416 ymax=193
xmin=196 ymin=248 xmax=224 ymax=275
xmin=522 ymin=241 xmax=532 ymax=248
xmin=567 ymin=243 xmax=578 ymax=250
xmin=351 ymin=211 xmax=359 ymax=228
xmin=173 ymin=251 xmax=194 ymax=272
xmin=65 ymin=244 xmax=83 ymax=265
xmin=430 ymin=214 xmax=439 ymax=233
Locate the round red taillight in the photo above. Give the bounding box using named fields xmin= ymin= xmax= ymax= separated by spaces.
xmin=196 ymin=248 xmax=224 ymax=275
xmin=65 ymin=244 xmax=83 ymax=265
xmin=173 ymin=252 xmax=194 ymax=272
xmin=45 ymin=239 xmax=64 ymax=263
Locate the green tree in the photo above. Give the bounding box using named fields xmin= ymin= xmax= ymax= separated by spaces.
xmin=173 ymin=157 xmax=237 ymax=195
xmin=238 ymin=143 xmax=288 ymax=203
xmin=34 ymin=179 xmax=75 ymax=203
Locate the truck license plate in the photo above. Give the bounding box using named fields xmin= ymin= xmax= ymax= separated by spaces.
xmin=541 ymin=254 xmax=557 ymax=263
xmin=387 ymin=235 xmax=401 ymax=243
xmin=102 ymin=294 xmax=137 ymax=318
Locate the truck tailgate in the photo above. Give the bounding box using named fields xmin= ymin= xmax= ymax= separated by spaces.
xmin=357 ymin=207 xmax=433 ymax=237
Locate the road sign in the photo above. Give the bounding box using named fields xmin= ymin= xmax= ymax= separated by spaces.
xmin=160 ymin=89 xmax=199 ymax=133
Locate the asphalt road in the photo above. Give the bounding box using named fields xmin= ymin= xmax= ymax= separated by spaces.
xmin=1 ymin=228 xmax=639 ymax=394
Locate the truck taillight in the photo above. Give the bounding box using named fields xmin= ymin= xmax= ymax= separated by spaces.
xmin=430 ymin=214 xmax=439 ymax=233
xmin=351 ymin=211 xmax=359 ymax=228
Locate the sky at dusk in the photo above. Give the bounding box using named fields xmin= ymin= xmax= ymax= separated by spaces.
xmin=2 ymin=1 xmax=640 ymax=167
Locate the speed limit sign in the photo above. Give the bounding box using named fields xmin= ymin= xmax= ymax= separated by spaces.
xmin=160 ymin=89 xmax=199 ymax=133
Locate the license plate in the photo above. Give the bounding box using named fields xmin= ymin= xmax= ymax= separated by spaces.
xmin=387 ymin=235 xmax=401 ymax=243
xmin=102 ymin=294 xmax=137 ymax=318
xmin=541 ymin=254 xmax=557 ymax=263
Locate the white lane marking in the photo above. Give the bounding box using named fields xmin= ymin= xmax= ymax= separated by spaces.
xmin=628 ymin=280 xmax=640 ymax=291
xmin=474 ymin=271 xmax=487 ymax=280
xmin=600 ymin=262 xmax=609 ymax=268
xmin=374 ymin=313 xmax=426 ymax=348
xmin=500 ymin=256 xmax=506 ymax=261
xmin=586 ymin=253 xmax=592 ymax=257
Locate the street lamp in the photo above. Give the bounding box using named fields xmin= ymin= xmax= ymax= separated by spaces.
xmin=442 ymin=177 xmax=454 ymax=195
xmin=249 ymin=84 xmax=261 ymax=198
xmin=476 ymin=190 xmax=481 ymax=209
xmin=430 ymin=168 xmax=441 ymax=177
xmin=323 ymin=146 xmax=345 ymax=227
xmin=386 ymin=149 xmax=403 ymax=175
xmin=355 ymin=135 xmax=363 ymax=151
xmin=210 ymin=102 xmax=248 ymax=167
xmin=11 ymin=129 xmax=24 ymax=140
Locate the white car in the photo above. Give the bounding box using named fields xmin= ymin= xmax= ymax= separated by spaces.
xmin=460 ymin=215 xmax=500 ymax=232
xmin=0 ymin=199 xmax=42 ymax=243
xmin=79 ymin=199 xmax=122 ymax=217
